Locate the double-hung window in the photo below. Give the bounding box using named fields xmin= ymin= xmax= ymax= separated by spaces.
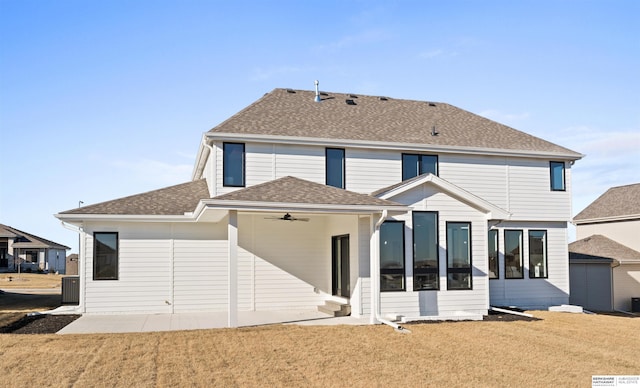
xmin=488 ymin=229 xmax=499 ymax=279
xmin=446 ymin=222 xmax=472 ymax=290
xmin=326 ymin=148 xmax=345 ymax=189
xmin=380 ymin=221 xmax=405 ymax=291
xmin=223 ymin=142 xmax=245 ymax=187
xmin=528 ymin=230 xmax=548 ymax=278
xmin=504 ymin=230 xmax=523 ymax=279
xmin=413 ymin=211 xmax=439 ymax=290
xmin=94 ymin=232 xmax=118 ymax=280
xmin=550 ymin=161 xmax=565 ymax=191
xmin=402 ymin=154 xmax=438 ymax=181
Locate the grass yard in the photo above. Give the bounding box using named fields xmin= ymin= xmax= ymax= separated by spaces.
xmin=0 ymin=273 xmax=64 ymax=289
xmin=0 ymin=311 xmax=638 ymax=387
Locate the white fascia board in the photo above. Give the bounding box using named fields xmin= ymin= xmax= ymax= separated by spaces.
xmin=206 ymin=132 xmax=584 ymax=161
xmin=379 ymin=174 xmax=511 ymax=220
xmin=54 ymin=213 xmax=196 ymax=223
xmin=198 ymin=199 xmax=410 ymax=214
xmin=573 ymin=214 xmax=640 ymax=225
xmin=191 ymin=134 xmax=211 ymax=180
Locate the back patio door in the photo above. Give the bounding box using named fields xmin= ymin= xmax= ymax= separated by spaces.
xmin=332 ymin=235 xmax=350 ymax=298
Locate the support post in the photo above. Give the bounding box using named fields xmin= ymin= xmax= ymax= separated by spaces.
xmin=228 ymin=210 xmax=238 ymax=328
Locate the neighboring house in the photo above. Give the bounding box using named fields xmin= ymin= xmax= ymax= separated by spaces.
xmin=569 ymin=184 xmax=640 ymax=312
xmin=56 ymin=87 xmax=582 ymax=326
xmin=0 ymin=224 xmax=70 ymax=274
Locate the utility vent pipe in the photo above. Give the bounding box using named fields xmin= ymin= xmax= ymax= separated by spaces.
xmin=314 ymin=80 xmax=321 ymax=102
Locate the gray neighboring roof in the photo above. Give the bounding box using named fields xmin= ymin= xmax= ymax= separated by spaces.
xmin=574 ymin=183 xmax=640 ymax=222
xmin=212 ymin=176 xmax=404 ymax=208
xmin=0 ymin=224 xmax=70 ymax=250
xmin=59 ymin=179 xmax=210 ymax=215
xmin=208 ymin=88 xmax=582 ymax=158
xmin=569 ymin=234 xmax=640 ymax=263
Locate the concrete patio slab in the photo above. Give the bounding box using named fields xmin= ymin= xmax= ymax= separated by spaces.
xmin=56 ymin=310 xmax=370 ymax=334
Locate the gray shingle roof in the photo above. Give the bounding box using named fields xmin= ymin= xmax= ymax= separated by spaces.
xmin=574 ymin=183 xmax=640 ymax=221
xmin=59 ymin=179 xmax=210 ymax=215
xmin=0 ymin=224 xmax=70 ymax=250
xmin=209 ymin=88 xmax=581 ymax=158
xmin=212 ymin=176 xmax=404 ymax=208
xmin=569 ymin=234 xmax=640 ymax=262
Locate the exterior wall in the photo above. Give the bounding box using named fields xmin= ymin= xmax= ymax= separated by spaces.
xmin=576 ymin=220 xmax=640 ymax=252
xmin=613 ymin=264 xmax=640 ymax=311
xmin=569 ymin=262 xmax=613 ymax=311
xmin=380 ymin=185 xmax=490 ymax=317
xmin=209 ymin=142 xmax=573 ymax=222
xmin=489 ymin=221 xmax=570 ymax=309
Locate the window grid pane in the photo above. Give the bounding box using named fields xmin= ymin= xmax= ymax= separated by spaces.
xmin=446 ymin=222 xmax=472 ymax=290
xmin=326 ymin=148 xmax=345 ymax=188
xmin=488 ymin=230 xmax=499 ymax=279
xmin=504 ymin=230 xmax=523 ymax=279
xmin=380 ymin=221 xmax=405 ymax=291
xmin=223 ymin=143 xmax=245 ymax=187
xmin=413 ymin=211 xmax=439 ymax=290
xmin=94 ymin=232 xmax=118 ymax=280
xmin=529 ymin=230 xmax=548 ymax=278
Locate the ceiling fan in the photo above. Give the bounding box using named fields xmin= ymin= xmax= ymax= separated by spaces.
xmin=264 ymin=213 xmax=309 ymax=222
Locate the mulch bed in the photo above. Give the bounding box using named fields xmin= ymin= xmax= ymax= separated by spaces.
xmin=406 ymin=308 xmax=541 ymax=324
xmin=0 ymin=314 xmax=80 ymax=334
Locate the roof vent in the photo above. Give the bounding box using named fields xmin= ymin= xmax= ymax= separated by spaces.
xmin=428 ymin=102 xmax=436 ymax=107
xmin=349 ymin=94 xmax=358 ymax=98
xmin=379 ymin=96 xmax=388 ymax=101
xmin=286 ymin=89 xmax=296 ymax=94
xmin=345 ymin=99 xmax=357 ymax=105
xmin=320 ymin=92 xmax=329 ymax=96
xmin=314 ymin=80 xmax=321 ymax=102
xmin=431 ymin=125 xmax=439 ymax=136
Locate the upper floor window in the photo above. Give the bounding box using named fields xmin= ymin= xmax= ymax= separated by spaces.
xmin=528 ymin=230 xmax=548 ymax=278
xmin=446 ymin=222 xmax=472 ymax=290
xmin=504 ymin=230 xmax=523 ymax=279
xmin=413 ymin=211 xmax=439 ymax=290
xmin=94 ymin=232 xmax=118 ymax=280
xmin=488 ymin=229 xmax=499 ymax=279
xmin=223 ymin=143 xmax=245 ymax=187
xmin=380 ymin=221 xmax=405 ymax=291
xmin=550 ymin=161 xmax=565 ymax=191
xmin=402 ymin=154 xmax=438 ymax=181
xmin=326 ymin=148 xmax=345 ymax=189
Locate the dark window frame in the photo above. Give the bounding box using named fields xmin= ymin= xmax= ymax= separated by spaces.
xmin=223 ymin=142 xmax=245 ymax=187
xmin=528 ymin=230 xmax=549 ymax=279
xmin=446 ymin=222 xmax=472 ymax=290
xmin=412 ymin=211 xmax=439 ymax=291
xmin=402 ymin=153 xmax=439 ymax=181
xmin=325 ymin=147 xmax=346 ymax=189
xmin=380 ymin=220 xmax=406 ymax=292
xmin=488 ymin=229 xmax=499 ymax=279
xmin=93 ymin=232 xmax=119 ymax=281
xmin=504 ymin=229 xmax=524 ymax=279
xmin=550 ymin=161 xmax=566 ymax=191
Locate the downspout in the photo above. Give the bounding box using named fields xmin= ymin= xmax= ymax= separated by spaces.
xmin=202 ymin=138 xmax=216 ymax=197
xmin=372 ymin=210 xmax=411 ymax=333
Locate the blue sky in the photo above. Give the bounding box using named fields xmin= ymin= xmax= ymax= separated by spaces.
xmin=1 ymin=0 xmax=638 ymax=253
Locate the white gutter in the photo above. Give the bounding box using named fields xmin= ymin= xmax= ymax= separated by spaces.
xmin=192 ymin=134 xmax=212 ymax=181
xmin=206 ymin=132 xmax=583 ymax=161
xmin=573 ymin=214 xmax=640 ymax=225
xmin=371 ymin=210 xmax=411 ymax=333
xmin=490 ymin=306 xmax=534 ymax=318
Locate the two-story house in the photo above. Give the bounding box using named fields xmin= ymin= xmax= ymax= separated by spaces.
xmin=56 ymin=87 xmax=582 ymax=326
xmin=569 ymin=183 xmax=640 ymax=312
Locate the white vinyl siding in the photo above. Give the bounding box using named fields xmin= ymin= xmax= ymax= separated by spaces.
xmin=613 ymin=264 xmax=640 ymax=312
xmin=489 ymin=221 xmax=570 ymax=309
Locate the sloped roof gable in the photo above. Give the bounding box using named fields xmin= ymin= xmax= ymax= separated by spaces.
xmin=208 ymin=88 xmax=582 ymax=158
xmin=58 ymin=179 xmax=210 ymax=216
xmin=574 ymin=183 xmax=640 ymax=222
xmin=0 ymin=224 xmax=70 ymax=250
xmin=569 ymin=234 xmax=640 ymax=262
xmin=212 ymin=176 xmax=404 ymax=208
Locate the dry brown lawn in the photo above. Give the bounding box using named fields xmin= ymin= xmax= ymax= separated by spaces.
xmin=0 ymin=311 xmax=638 ymax=387
xmin=0 ymin=273 xmax=65 ymax=289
